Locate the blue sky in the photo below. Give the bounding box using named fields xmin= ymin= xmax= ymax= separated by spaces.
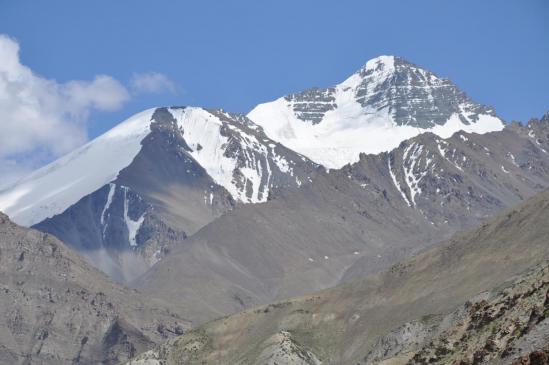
xmin=0 ymin=0 xmax=548 ymax=184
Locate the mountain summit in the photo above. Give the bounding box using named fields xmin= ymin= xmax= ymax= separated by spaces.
xmin=248 ymin=55 xmax=504 ymax=168
xmin=0 ymin=107 xmax=314 ymax=228
xmin=0 ymin=107 xmax=316 ymax=281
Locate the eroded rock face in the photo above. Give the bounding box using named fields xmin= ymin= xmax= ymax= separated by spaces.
xmin=355 ymin=57 xmax=495 ymax=128
xmin=404 ymin=263 xmax=549 ymax=365
xmin=34 ymin=182 xmax=188 ymax=283
xmin=0 ymin=214 xmax=188 ymax=365
xmin=254 ymin=331 xmax=322 ymax=365
xmin=284 ymin=87 xmax=337 ymax=125
xmin=511 ymin=349 xmax=549 ymax=365
xmin=125 ymin=330 xmax=323 ymax=365
xmin=280 ymin=56 xmax=495 ymax=129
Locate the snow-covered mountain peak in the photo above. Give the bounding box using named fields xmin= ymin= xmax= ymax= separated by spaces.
xmin=356 ymin=55 xmax=437 ymax=79
xmin=338 ymin=55 xmax=395 ymax=92
xmin=359 ymin=54 xmax=396 ymax=75
xmin=167 ymin=107 xmax=314 ymax=203
xmin=0 ymin=106 xmax=316 ymax=227
xmin=342 ymin=55 xmax=429 ymax=90
xmin=247 ymin=56 xmax=504 ymax=168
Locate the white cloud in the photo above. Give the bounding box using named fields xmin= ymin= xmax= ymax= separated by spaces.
xmin=130 ymin=72 xmax=176 ymax=94
xmin=0 ymin=159 xmax=32 ymax=190
xmin=0 ymin=34 xmax=130 ymax=188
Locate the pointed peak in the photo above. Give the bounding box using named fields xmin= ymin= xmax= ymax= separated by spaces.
xmin=338 ymin=55 xmax=398 ymax=89
xmin=359 ymin=55 xmax=428 ymax=76
xmin=361 ymin=55 xmax=396 ymax=73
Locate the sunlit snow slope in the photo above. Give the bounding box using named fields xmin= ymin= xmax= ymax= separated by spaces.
xmin=0 ymin=109 xmax=155 ymax=226
xmin=247 ymin=55 xmax=505 ymax=168
xmin=166 ymin=107 xmax=311 ymax=203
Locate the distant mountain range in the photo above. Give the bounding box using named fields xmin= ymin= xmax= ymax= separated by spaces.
xmin=0 ymin=56 xmax=523 ymax=283
xmin=134 ymin=113 xmax=549 ymax=323
xmin=0 ymin=56 xmax=548 ymax=365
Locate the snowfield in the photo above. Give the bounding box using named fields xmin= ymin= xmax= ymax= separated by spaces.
xmin=0 ymin=109 xmax=155 ymax=226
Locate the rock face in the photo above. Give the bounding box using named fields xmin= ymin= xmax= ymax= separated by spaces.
xmin=127 ymin=330 xmax=322 ymax=365
xmin=34 ymin=183 xmax=187 ymax=283
xmin=125 ymin=188 xmax=549 ymax=365
xmin=135 ymin=115 xmax=549 ymax=323
xmin=284 ymin=56 xmax=494 ymax=128
xmin=511 ymin=349 xmax=549 ymax=365
xmin=399 ymin=262 xmax=549 ymax=365
xmin=0 ymin=213 xmax=189 ymax=365
xmin=248 ymin=55 xmax=504 ymax=168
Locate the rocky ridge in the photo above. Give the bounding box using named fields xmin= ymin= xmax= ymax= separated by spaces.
xmin=0 ymin=213 xmax=188 ymax=365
